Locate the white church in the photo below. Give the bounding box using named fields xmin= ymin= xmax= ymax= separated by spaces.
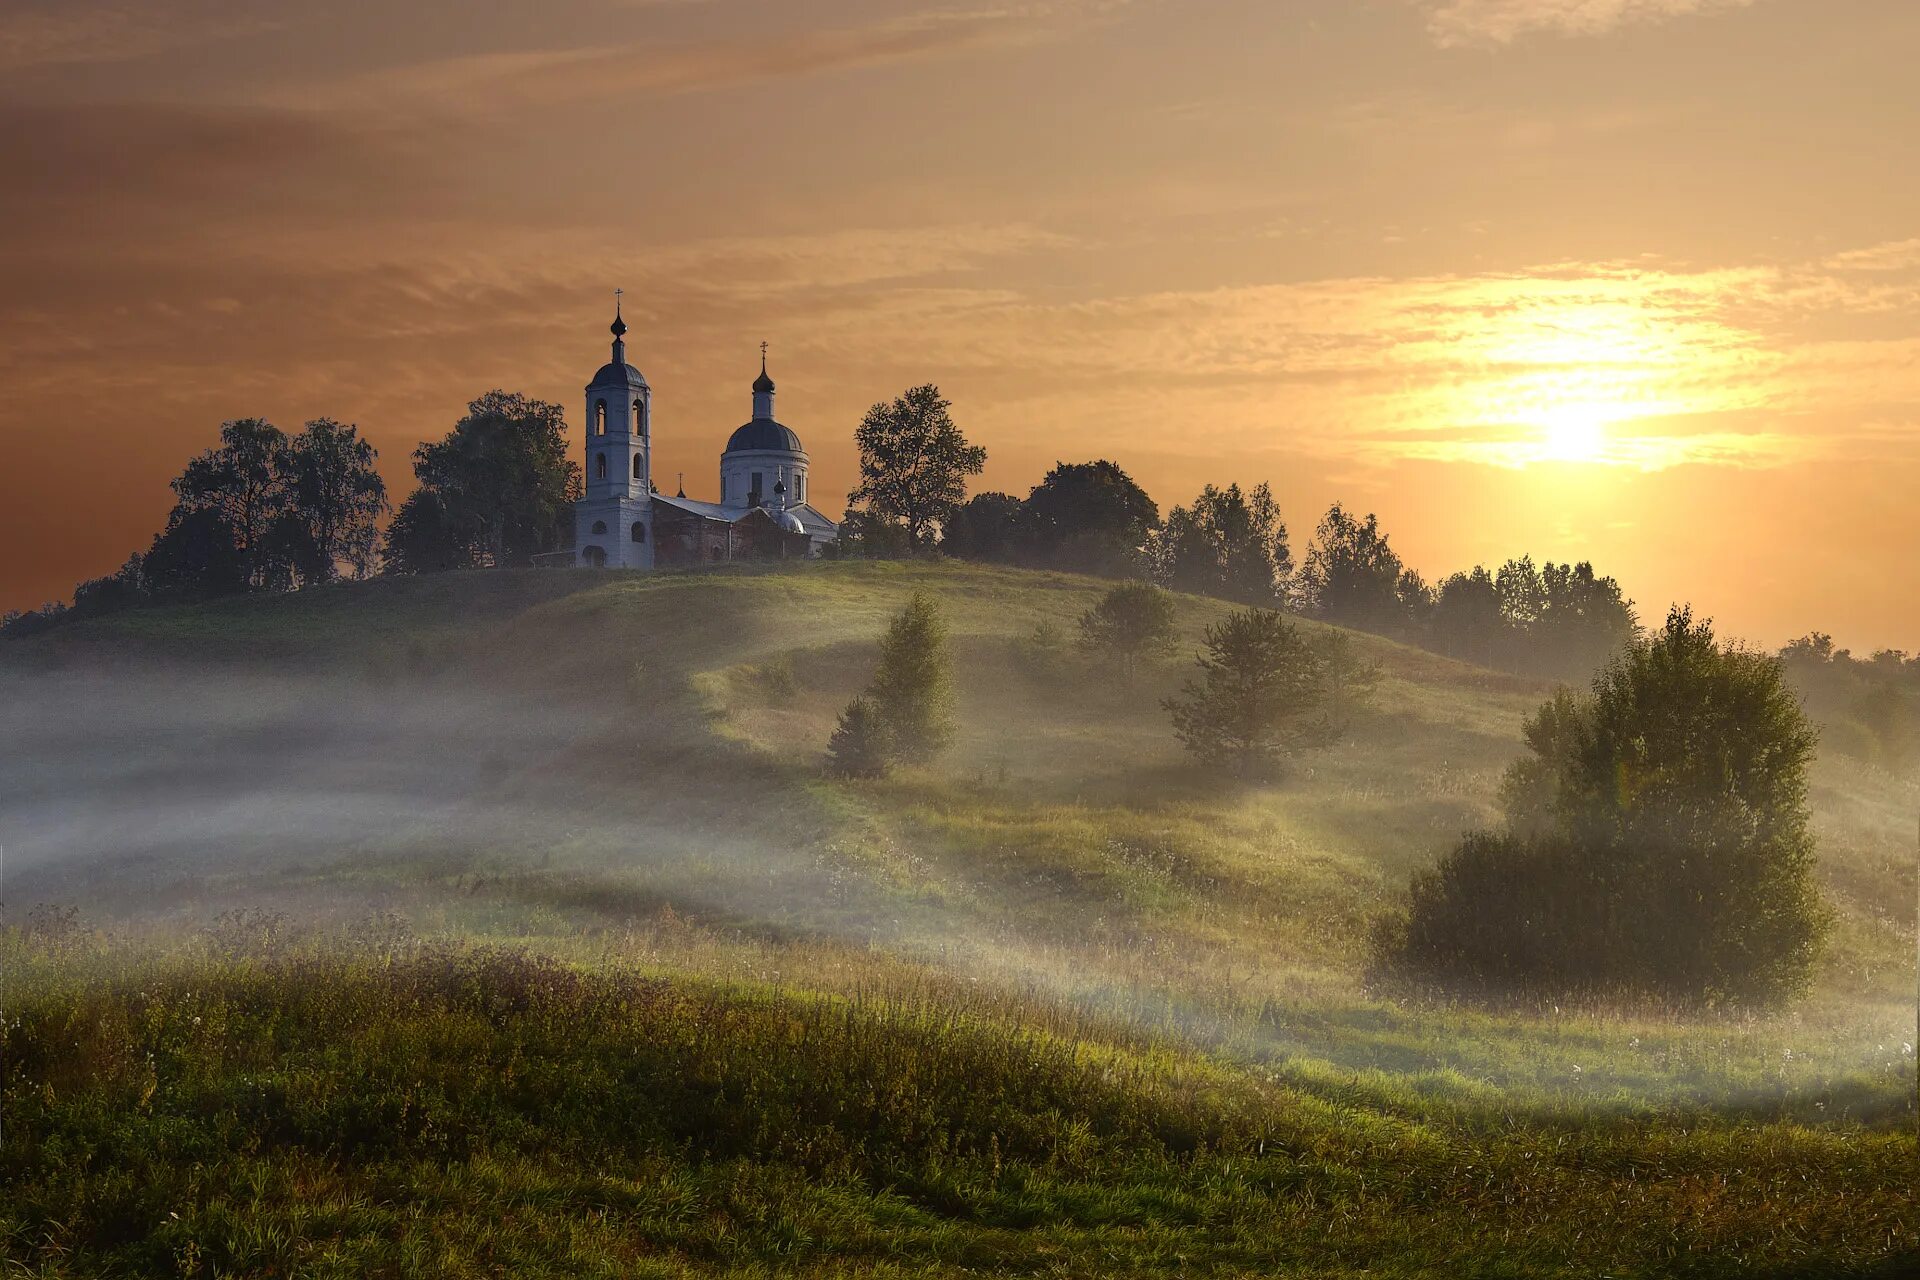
xmin=573 ymin=299 xmax=838 ymax=569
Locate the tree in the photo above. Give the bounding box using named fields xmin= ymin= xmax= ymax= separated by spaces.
xmin=1313 ymin=631 xmax=1383 ymax=732
xmin=1164 ymin=608 xmax=1334 ymax=777
xmin=1149 ymin=483 xmax=1291 ymax=604
xmin=168 ymin=418 xmax=290 ymax=589
xmin=940 ymin=492 xmax=1028 ymax=562
xmin=1385 ymin=606 xmax=1829 ymax=1007
xmin=1022 ymin=460 xmax=1159 ymax=576
xmin=277 ymin=419 xmax=388 ymax=583
xmin=385 ymin=391 xmax=578 ymax=572
xmin=142 ymin=506 xmax=248 ymax=599
xmin=845 ymin=385 xmax=986 ymax=553
xmin=1535 ymin=560 xmax=1637 ymax=679
xmin=827 ymin=696 xmax=891 ymax=777
xmin=1077 ymin=581 xmax=1178 ymax=681
xmin=868 ymin=592 xmax=956 ymax=765
xmin=1428 ymin=566 xmax=1505 ymax=667
xmin=1297 ymin=504 xmax=1408 ymax=633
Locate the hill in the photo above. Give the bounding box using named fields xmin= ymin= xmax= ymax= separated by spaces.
xmin=2 ymin=561 xmax=1915 ymax=1276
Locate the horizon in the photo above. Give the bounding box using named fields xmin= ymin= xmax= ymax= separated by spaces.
xmin=4 ymin=1 xmax=1918 ymax=651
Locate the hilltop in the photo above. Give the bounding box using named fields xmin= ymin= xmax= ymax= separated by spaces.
xmin=2 ymin=561 xmax=1915 ymax=1277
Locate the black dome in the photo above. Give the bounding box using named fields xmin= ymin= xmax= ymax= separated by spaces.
xmin=726 ymin=419 xmax=804 ymax=453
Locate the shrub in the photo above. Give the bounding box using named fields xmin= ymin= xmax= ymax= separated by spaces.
xmin=1164 ymin=608 xmax=1335 ymax=777
xmin=1379 ymin=606 xmax=1830 ymax=1007
xmin=1077 ymin=581 xmax=1178 ymax=681
xmin=827 ymin=696 xmax=890 ymax=777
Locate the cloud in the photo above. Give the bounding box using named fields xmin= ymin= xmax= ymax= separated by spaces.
xmin=1416 ymin=0 xmax=1757 ymax=47
xmin=0 ymin=1 xmax=282 ymax=71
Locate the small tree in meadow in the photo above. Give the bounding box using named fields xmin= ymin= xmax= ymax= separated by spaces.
xmin=1164 ymin=608 xmax=1334 ymax=777
xmin=1078 ymin=581 xmax=1179 ymax=681
xmin=827 ymin=696 xmax=891 ymax=777
xmin=868 ymin=592 xmax=956 ymax=765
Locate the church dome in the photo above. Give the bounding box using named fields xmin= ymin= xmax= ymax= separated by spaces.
xmin=776 ymin=508 xmax=807 ymax=534
xmin=589 ymin=360 xmax=649 ymax=389
xmin=725 ymin=419 xmax=804 ymax=453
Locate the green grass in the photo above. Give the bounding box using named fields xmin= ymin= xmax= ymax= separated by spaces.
xmin=3 ymin=560 xmax=1916 ymax=1276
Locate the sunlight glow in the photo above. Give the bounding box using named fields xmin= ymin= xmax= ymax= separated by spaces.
xmin=1542 ymin=407 xmax=1609 ymax=463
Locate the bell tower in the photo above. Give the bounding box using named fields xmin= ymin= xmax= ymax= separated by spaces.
xmin=574 ymin=292 xmax=654 ymax=569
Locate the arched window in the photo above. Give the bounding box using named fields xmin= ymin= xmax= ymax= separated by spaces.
xmin=596 ymin=453 xmax=607 ymax=480
xmin=594 ymin=400 xmax=607 ymax=435
xmin=591 ymin=520 xmax=607 ymax=535
xmin=633 ymin=398 xmax=646 ymax=437
xmin=795 ymin=473 xmax=805 ymax=504
xmin=632 ymin=454 xmax=643 ymax=480
xmin=582 ymin=545 xmax=606 ymax=568
xmin=631 ymin=521 xmax=646 ymax=544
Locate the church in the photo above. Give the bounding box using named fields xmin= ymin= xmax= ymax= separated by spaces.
xmin=573 ymin=299 xmax=838 ymax=569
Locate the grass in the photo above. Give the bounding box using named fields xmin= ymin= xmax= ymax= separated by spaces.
xmin=2 ymin=560 xmax=1916 ymax=1276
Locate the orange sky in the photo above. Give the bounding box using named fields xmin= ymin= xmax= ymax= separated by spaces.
xmin=2 ymin=0 xmax=1916 ymax=649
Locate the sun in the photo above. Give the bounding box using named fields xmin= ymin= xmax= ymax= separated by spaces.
xmin=1541 ymin=407 xmax=1610 ymax=463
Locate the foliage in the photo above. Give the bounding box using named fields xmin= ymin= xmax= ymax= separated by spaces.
xmin=866 ymin=591 xmax=956 ymax=765
xmin=1383 ymin=606 xmax=1830 ymax=1007
xmin=1312 ymin=630 xmax=1383 ymax=732
xmin=274 ymin=418 xmax=389 ymax=583
xmin=1148 ymin=482 xmax=1291 ymax=604
xmin=826 ymin=694 xmax=891 ymax=777
xmin=1164 ymin=607 xmax=1335 ymax=776
xmin=1022 ymin=460 xmax=1160 ymax=575
xmin=845 ymin=385 xmax=986 ymax=553
xmin=938 ymin=491 xmax=1027 ymax=562
xmin=1297 ymin=503 xmax=1408 ymax=632
xmin=385 ymin=390 xmax=579 ymax=573
xmin=1077 ymin=580 xmax=1178 ymax=680
xmin=1779 ymin=632 xmax=1920 ymax=770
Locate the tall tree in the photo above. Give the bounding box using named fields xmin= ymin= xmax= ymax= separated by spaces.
xmin=868 ymin=592 xmax=956 ymax=765
xmin=1149 ymin=482 xmax=1291 ymax=604
xmin=168 ymin=418 xmax=290 ymax=589
xmin=1022 ymin=460 xmax=1160 ymax=576
xmin=1297 ymin=503 xmax=1408 ymax=633
xmin=940 ymin=492 xmax=1028 ymax=562
xmin=845 ymin=385 xmax=986 ymax=553
xmin=385 ymin=391 xmax=578 ymax=572
xmin=277 ymin=419 xmax=388 ymax=583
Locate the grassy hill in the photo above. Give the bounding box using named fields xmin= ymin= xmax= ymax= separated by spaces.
xmin=3 ymin=561 xmax=1915 ymax=1277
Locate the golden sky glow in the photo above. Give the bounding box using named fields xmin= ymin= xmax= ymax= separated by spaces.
xmin=2 ymin=0 xmax=1917 ymax=647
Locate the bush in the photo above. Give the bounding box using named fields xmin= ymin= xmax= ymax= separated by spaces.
xmin=1077 ymin=581 xmax=1178 ymax=681
xmin=827 ymin=696 xmax=890 ymax=777
xmin=1378 ymin=606 xmax=1830 ymax=1008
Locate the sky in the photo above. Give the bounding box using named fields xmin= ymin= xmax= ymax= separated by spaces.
xmin=1 ymin=0 xmax=1916 ymax=650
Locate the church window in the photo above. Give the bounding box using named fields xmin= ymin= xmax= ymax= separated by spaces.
xmin=596 ymin=453 xmax=607 ymax=480
xmin=750 ymin=472 xmax=763 ymax=506
xmin=631 ymin=522 xmax=646 ymax=544
xmin=796 ymin=473 xmax=805 ymax=503
xmin=591 ymin=520 xmax=607 ymax=535
xmin=633 ymin=398 xmax=646 ymax=437
xmin=632 ymin=454 xmax=643 ymax=480
xmin=594 ymin=400 xmax=607 ymax=435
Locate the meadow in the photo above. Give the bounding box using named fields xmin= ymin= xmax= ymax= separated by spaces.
xmin=2 ymin=561 xmax=1915 ymax=1276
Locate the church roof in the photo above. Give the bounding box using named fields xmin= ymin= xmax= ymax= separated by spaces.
xmin=725 ymin=419 xmax=804 ymax=453
xmin=588 ymin=361 xmax=649 ymax=390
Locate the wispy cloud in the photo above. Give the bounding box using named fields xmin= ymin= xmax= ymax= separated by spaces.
xmin=1416 ymin=0 xmax=1757 ymax=47
xmin=0 ymin=1 xmax=282 ymax=71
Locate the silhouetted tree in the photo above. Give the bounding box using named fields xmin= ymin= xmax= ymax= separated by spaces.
xmin=385 ymin=391 xmax=578 ymax=572
xmin=168 ymin=418 xmax=290 ymax=590
xmin=1297 ymin=503 xmax=1408 ymax=633
xmin=940 ymin=492 xmax=1028 ymax=562
xmin=1022 ymin=460 xmax=1159 ymax=576
xmin=845 ymin=386 xmax=985 ymax=553
xmin=1150 ymin=482 xmax=1291 ymax=604
xmin=277 ymin=419 xmax=388 ymax=583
